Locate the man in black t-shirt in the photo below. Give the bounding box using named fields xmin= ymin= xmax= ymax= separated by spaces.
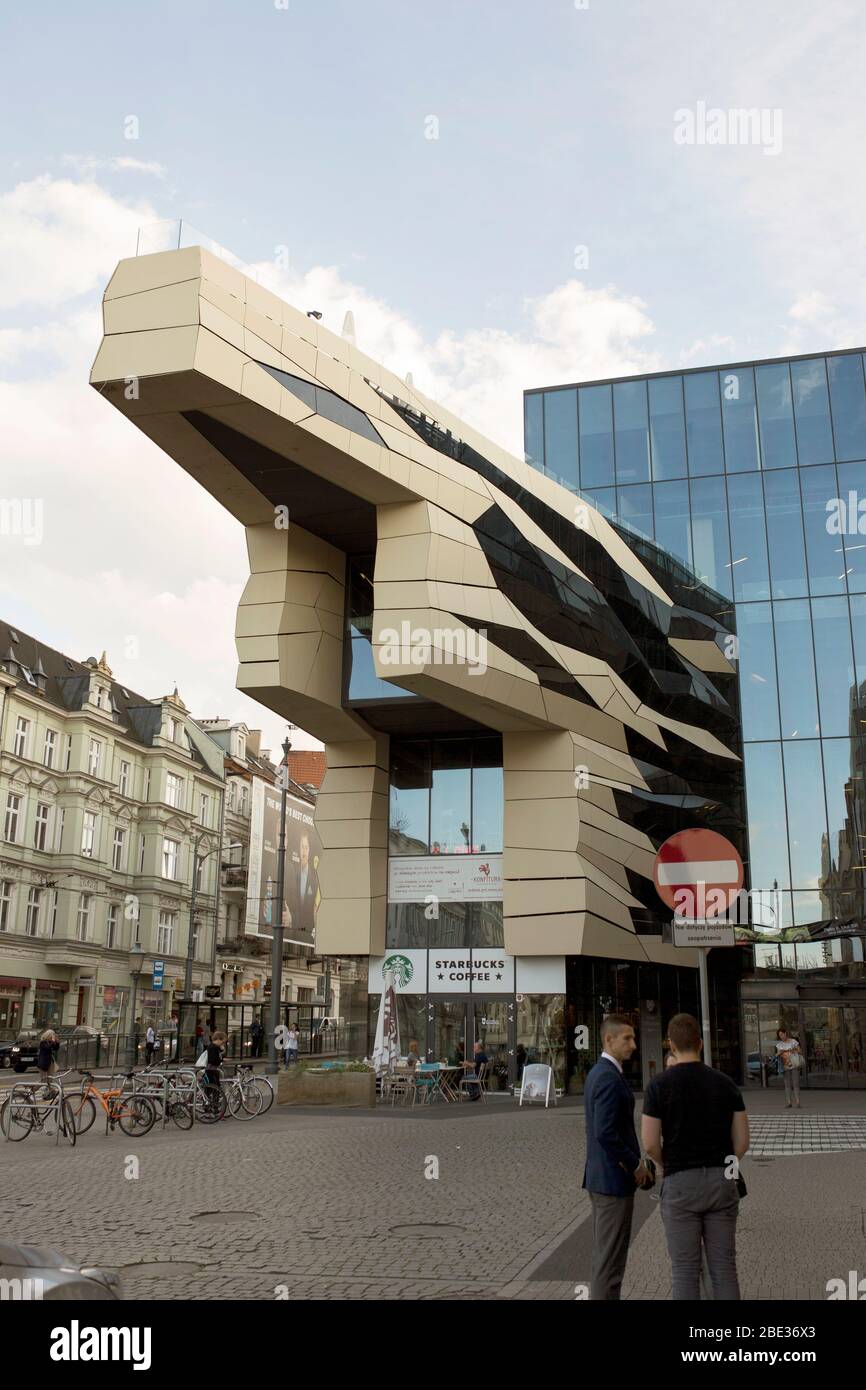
xmin=641 ymin=1013 xmax=749 ymax=1300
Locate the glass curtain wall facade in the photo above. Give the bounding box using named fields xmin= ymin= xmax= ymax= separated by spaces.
xmin=527 ymin=350 xmax=866 ymax=1086
xmin=525 ymin=350 xmax=866 ymax=934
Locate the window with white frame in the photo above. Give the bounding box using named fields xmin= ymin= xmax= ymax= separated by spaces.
xmin=228 ymin=781 xmax=236 ymax=811
xmin=25 ymin=887 xmax=42 ymax=937
xmin=34 ymin=802 xmax=50 ymax=852
xmin=76 ymin=893 xmax=92 ymax=941
xmin=81 ymin=810 xmax=97 ymax=857
xmin=192 ymin=918 xmax=203 ymax=956
xmin=88 ymin=739 xmax=102 ymax=776
xmin=64 ymin=734 xmax=72 ymax=770
xmin=162 ymin=837 xmax=179 ymax=880
xmin=49 ymin=888 xmax=59 ymax=938
xmin=119 ymin=760 xmax=130 ymax=797
xmin=166 ymin=772 xmax=183 ymax=808
xmin=138 ymin=835 xmax=146 ymax=873
xmin=166 ymin=716 xmax=177 ymax=742
xmin=112 ymin=826 xmax=126 ymax=872
xmin=143 ymin=768 xmax=150 ymax=801
xmin=43 ymin=728 xmax=57 ymax=768
xmin=54 ymin=807 xmax=65 ymax=853
xmin=157 ymin=910 xmax=176 ymax=955
xmin=199 ymin=792 xmax=208 ymax=826
xmin=4 ymin=794 xmax=21 ymax=844
xmin=0 ymin=881 xmax=13 ymax=931
xmin=13 ymin=717 xmax=29 ymax=758
xmin=240 ymin=784 xmax=248 ymax=814
xmin=106 ymin=903 xmax=119 ymax=949
xmin=196 ymin=855 xmax=205 ymax=893
xmin=237 ymin=734 xmax=246 ymax=761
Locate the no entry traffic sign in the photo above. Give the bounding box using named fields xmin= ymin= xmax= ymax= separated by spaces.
xmin=653 ymin=828 xmax=743 ymax=921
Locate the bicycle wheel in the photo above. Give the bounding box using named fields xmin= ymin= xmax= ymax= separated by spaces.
xmin=65 ymin=1090 xmax=97 ymax=1135
xmin=117 ymin=1095 xmax=156 ymax=1136
xmin=0 ymin=1097 xmax=33 ymax=1141
xmin=238 ymin=1083 xmax=263 ymax=1118
xmin=195 ymin=1084 xmax=226 ymax=1123
xmin=254 ymin=1077 xmax=274 ymax=1114
xmin=60 ymin=1098 xmax=77 ymax=1147
xmin=169 ymin=1102 xmax=193 ymax=1131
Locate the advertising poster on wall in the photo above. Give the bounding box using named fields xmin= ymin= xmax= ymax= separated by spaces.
xmin=246 ymin=781 xmax=322 ymax=948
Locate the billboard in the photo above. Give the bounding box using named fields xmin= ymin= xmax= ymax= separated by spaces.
xmin=246 ymin=780 xmax=322 ymax=948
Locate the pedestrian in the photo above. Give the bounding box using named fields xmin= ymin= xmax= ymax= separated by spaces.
xmin=144 ymin=1024 xmax=155 ymax=1066
xmin=583 ymin=1014 xmax=655 ymax=1300
xmin=775 ymin=1027 xmax=803 ymax=1108
xmin=203 ymin=1031 xmax=225 ymax=1114
xmin=37 ymin=1029 xmax=59 ymax=1091
xmin=462 ymin=1040 xmax=489 ymax=1101
xmin=641 ymin=1013 xmax=749 ymax=1301
xmin=283 ymin=1023 xmax=299 ymax=1069
xmin=250 ymin=1018 xmax=263 ymax=1059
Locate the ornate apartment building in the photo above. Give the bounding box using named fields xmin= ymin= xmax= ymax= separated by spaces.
xmin=0 ymin=625 xmax=225 ymax=1036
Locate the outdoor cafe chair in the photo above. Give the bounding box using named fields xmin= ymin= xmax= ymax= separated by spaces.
xmin=412 ymin=1063 xmax=439 ymax=1105
xmin=458 ymin=1061 xmax=488 ymax=1102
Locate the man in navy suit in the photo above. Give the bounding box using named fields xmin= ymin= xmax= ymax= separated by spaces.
xmin=583 ymin=1014 xmax=654 ymax=1299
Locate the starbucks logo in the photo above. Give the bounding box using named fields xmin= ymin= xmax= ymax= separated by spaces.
xmin=383 ymin=953 xmax=413 ymax=987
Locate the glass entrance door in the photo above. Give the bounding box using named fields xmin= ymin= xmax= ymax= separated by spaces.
xmin=844 ymin=1007 xmax=866 ymax=1086
xmin=429 ymin=998 xmax=514 ymax=1088
xmin=474 ymin=1001 xmax=510 ymax=1092
xmin=802 ymin=1005 xmax=846 ymax=1086
xmin=431 ymin=998 xmax=470 ymax=1068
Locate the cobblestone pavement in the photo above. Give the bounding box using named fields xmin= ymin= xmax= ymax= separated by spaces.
xmin=2 ymin=1092 xmax=864 ymax=1301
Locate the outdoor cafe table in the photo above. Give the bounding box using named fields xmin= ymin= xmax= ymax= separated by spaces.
xmin=426 ymin=1064 xmax=461 ymax=1102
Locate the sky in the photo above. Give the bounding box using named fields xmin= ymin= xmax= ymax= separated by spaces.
xmin=1 ymin=0 xmax=865 ymax=755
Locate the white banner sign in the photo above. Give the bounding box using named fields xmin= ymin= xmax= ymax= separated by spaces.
xmin=388 ymin=855 xmax=503 ymax=904
xmin=672 ymin=920 xmax=736 ymax=948
xmin=428 ymin=950 xmax=514 ymax=994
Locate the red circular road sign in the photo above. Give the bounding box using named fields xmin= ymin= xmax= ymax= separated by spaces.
xmin=653 ymin=829 xmax=744 ymax=919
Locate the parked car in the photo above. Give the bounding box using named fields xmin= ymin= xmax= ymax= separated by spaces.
xmin=0 ymin=1242 xmax=121 ymax=1299
xmin=9 ymin=1024 xmax=110 ymax=1072
xmin=0 ymin=1037 xmax=17 ymax=1069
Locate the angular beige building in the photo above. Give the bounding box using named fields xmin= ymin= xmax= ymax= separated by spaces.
xmin=91 ymin=246 xmax=744 ymax=1089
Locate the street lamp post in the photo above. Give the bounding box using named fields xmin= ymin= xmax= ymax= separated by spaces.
xmin=128 ymin=943 xmax=145 ymax=1069
xmin=267 ymin=736 xmax=292 ymax=1075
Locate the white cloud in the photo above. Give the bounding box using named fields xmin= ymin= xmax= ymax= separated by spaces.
xmin=61 ymin=154 xmax=168 ymax=178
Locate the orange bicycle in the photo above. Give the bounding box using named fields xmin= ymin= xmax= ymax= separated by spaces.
xmin=65 ymin=1071 xmax=156 ymax=1137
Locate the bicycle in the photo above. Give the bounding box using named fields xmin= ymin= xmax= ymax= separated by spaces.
xmin=135 ymin=1067 xmax=195 ymax=1130
xmin=223 ymin=1065 xmax=263 ymax=1119
xmin=0 ymin=1077 xmax=76 ymax=1146
xmin=65 ymin=1072 xmax=156 ymax=1136
xmin=194 ymin=1069 xmax=227 ymax=1123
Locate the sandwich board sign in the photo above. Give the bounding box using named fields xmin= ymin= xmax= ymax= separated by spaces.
xmin=518 ymin=1063 xmax=557 ymax=1107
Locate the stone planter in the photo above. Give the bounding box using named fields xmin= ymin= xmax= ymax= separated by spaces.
xmin=276 ymin=1068 xmax=376 ymax=1107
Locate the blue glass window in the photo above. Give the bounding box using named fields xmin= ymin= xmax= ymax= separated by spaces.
xmin=763 ymin=469 xmax=808 ymax=599
xmin=389 ymin=742 xmax=430 ymax=855
xmin=836 ymin=462 xmax=866 ymax=593
xmin=721 ymin=367 xmax=760 ymax=472
xmin=580 ymin=486 xmax=616 ymax=520
xmin=827 ymin=354 xmax=866 ymax=462
xmin=737 ymin=603 xmax=780 ymax=740
xmin=743 ymin=743 xmax=790 ymax=891
xmin=472 ymin=749 xmax=503 ymax=854
xmin=726 ymin=471 xmax=769 ymax=600
xmin=524 ymin=393 xmax=544 ymax=471
xmin=431 ymin=740 xmax=471 ymax=854
xmin=689 ymin=475 xmax=732 ymax=597
xmin=810 ymin=596 xmax=855 ymax=736
xmin=773 ymin=600 xmax=819 ymax=740
xmin=616 ymin=483 xmax=654 ymax=542
xmin=543 ymin=389 xmax=578 ymax=491
xmin=653 ymin=479 xmax=692 ymax=568
xmin=578 ymin=385 xmax=614 ymax=488
xmin=756 ymin=362 xmax=797 ymax=470
xmin=800 ymin=463 xmax=845 ymax=595
xmin=613 ymin=380 xmax=651 ymax=484
xmin=849 ymin=594 xmax=866 ymax=707
xmin=684 ymin=371 xmax=724 ymax=476
xmin=822 ymin=738 xmax=860 ymax=915
xmin=791 ymin=358 xmax=834 ymax=465
xmin=783 ymin=741 xmax=828 ymax=890
xmin=649 ymin=376 xmax=687 ymax=480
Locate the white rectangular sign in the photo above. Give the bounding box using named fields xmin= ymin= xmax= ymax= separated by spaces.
xmin=428 ymin=950 xmax=514 ymax=993
xmin=672 ymin=920 xmax=736 ymax=948
xmin=388 ymin=855 xmax=503 ymax=904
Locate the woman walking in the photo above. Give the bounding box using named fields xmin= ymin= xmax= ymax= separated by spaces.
xmin=37 ymin=1028 xmax=59 ymax=1089
xmin=775 ymin=1027 xmax=803 ymax=1108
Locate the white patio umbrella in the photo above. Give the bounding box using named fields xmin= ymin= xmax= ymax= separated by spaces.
xmin=371 ymin=967 xmax=401 ymax=1075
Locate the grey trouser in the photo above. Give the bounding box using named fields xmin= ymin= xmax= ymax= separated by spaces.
xmin=661 ymin=1167 xmax=740 ymax=1301
xmin=589 ymin=1190 xmax=635 ymax=1300
xmin=783 ymin=1066 xmax=800 ymax=1101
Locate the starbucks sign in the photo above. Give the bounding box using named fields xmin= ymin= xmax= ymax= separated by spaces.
xmin=367 ymin=950 xmax=428 ymax=994
xmin=383 ymin=953 xmax=414 ymax=988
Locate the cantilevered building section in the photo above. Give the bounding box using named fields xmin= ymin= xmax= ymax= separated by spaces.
xmin=92 ymin=246 xmax=744 ymax=1085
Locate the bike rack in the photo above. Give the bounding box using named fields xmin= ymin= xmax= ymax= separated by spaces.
xmin=2 ymin=1076 xmax=70 ymax=1146
xmin=134 ymin=1068 xmax=198 ymax=1127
